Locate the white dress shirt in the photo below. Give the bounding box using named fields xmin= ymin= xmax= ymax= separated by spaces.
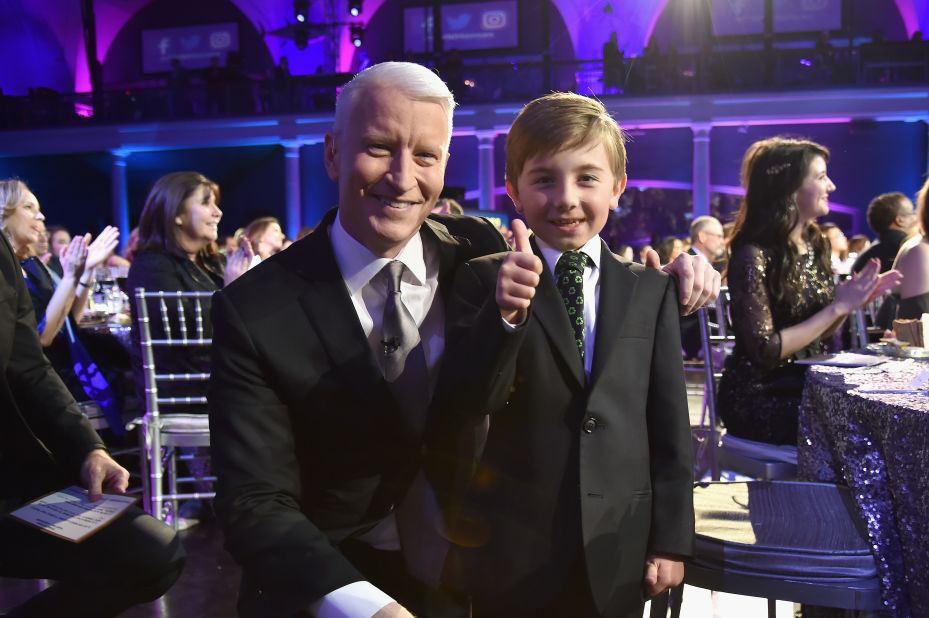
xmin=308 ymin=215 xmax=444 ymax=617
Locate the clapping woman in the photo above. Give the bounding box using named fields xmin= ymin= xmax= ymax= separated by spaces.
xmin=717 ymin=138 xmax=899 ymax=445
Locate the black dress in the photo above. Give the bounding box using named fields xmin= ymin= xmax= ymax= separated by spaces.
xmin=125 ymin=250 xmax=224 ymax=407
xmin=717 ymin=243 xmax=834 ymax=445
xmin=897 ymin=292 xmax=929 ymax=320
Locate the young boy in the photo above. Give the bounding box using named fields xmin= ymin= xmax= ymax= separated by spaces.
xmin=429 ymin=92 xmax=694 ymax=617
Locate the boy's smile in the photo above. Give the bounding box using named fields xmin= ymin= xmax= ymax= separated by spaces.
xmin=507 ymin=139 xmax=626 ymax=251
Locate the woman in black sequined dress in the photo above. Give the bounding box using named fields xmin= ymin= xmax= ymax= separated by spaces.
xmin=717 ymin=137 xmax=890 ymax=445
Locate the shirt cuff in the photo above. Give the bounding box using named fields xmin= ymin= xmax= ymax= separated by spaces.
xmin=309 ymin=581 xmax=396 ymax=618
xmin=501 ymin=315 xmax=527 ymax=331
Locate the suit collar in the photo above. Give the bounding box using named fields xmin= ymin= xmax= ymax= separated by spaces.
xmin=589 ymin=239 xmax=638 ymax=388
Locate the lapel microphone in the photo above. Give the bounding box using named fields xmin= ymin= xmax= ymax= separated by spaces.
xmin=382 ymin=337 xmax=400 ymax=355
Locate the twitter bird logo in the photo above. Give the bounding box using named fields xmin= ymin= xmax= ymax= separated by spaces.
xmin=446 ymin=13 xmax=470 ymax=30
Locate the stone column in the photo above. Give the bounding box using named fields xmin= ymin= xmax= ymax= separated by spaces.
xmin=111 ymin=150 xmax=130 ymax=253
xmin=284 ymin=142 xmax=302 ymax=239
xmin=692 ymin=124 xmax=712 ymax=218
xmin=477 ymin=132 xmax=497 ymax=211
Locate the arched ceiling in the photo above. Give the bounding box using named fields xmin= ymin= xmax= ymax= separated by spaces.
xmin=2 ymin=0 xmax=925 ymax=95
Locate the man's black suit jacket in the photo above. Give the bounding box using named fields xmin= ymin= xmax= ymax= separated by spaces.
xmin=0 ymin=233 xmax=103 ymax=515
xmin=208 ymin=209 xmax=507 ymax=617
xmin=430 ymin=238 xmax=694 ymax=617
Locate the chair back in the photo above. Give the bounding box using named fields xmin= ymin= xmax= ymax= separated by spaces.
xmin=134 ymin=288 xmax=213 ymax=420
xmin=133 ymin=288 xmax=214 ymax=523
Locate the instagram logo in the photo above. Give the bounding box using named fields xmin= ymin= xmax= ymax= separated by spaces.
xmin=482 ymin=10 xmax=506 ymax=30
xmin=210 ymin=32 xmax=232 ymax=49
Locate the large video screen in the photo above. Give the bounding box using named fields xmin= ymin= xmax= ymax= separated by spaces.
xmin=711 ymin=0 xmax=765 ymax=36
xmin=142 ymin=23 xmax=239 ymax=73
xmin=774 ymin=0 xmax=842 ymax=33
xmin=404 ymin=1 xmax=518 ymax=53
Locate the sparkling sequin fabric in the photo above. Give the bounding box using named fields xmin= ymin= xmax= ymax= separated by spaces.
xmin=799 ymin=360 xmax=929 ymax=617
xmin=718 ymin=243 xmax=834 ymax=444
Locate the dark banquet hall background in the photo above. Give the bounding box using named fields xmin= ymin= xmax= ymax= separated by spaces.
xmin=2 ymin=0 xmax=929 ymax=616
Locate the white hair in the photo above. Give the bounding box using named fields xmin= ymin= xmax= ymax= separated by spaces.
xmin=333 ymin=61 xmax=456 ymax=149
xmin=689 ymin=215 xmax=722 ymax=243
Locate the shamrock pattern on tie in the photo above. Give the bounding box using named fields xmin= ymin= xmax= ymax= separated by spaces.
xmin=554 ymin=250 xmax=589 ymax=360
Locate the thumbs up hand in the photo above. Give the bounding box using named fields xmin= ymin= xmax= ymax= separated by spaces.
xmin=496 ymin=219 xmax=543 ymax=324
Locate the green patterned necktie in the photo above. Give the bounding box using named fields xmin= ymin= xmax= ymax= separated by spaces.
xmin=554 ymin=250 xmax=590 ymax=360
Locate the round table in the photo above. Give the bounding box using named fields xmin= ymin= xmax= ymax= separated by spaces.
xmin=799 ymin=358 xmax=929 ymax=617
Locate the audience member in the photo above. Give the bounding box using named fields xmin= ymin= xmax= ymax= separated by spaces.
xmin=430 ymin=91 xmax=692 ymax=618
xmin=680 ymin=215 xmax=726 ymax=358
xmin=852 ymin=192 xmax=917 ymax=273
xmin=126 ymin=171 xmax=253 ymax=406
xmin=46 ymin=224 xmax=71 ymax=277
xmin=0 ymin=209 xmax=184 ymax=618
xmin=852 ymin=192 xmax=917 ymax=327
xmin=717 ymin=137 xmax=897 ymax=445
xmin=848 ymin=234 xmax=870 ymax=257
xmin=125 ymin=171 xmax=253 ymax=526
xmin=243 ymin=216 xmax=286 ymax=261
xmin=207 ymin=61 xmax=718 ymax=618
xmin=656 ymin=235 xmax=683 ymax=264
xmin=0 ymin=181 xmax=122 ymax=406
xmin=893 ymin=178 xmax=929 ymax=319
xmin=820 ymin=222 xmax=854 ymax=275
xmin=615 ymin=243 xmax=634 ymax=261
xmin=688 ymin=215 xmax=726 ymax=268
xmin=432 ymin=198 xmax=464 ymax=215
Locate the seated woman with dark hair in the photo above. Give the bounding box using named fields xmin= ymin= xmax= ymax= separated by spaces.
xmin=893 ymin=178 xmax=929 ymax=319
xmin=126 ymin=171 xmax=253 ymax=401
xmin=717 ymin=137 xmax=899 ymax=446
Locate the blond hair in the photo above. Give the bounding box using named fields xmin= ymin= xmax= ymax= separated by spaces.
xmin=505 ymin=92 xmax=627 ymax=190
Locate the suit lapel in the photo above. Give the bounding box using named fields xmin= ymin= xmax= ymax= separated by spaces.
xmin=530 ymin=237 xmax=585 ymax=389
xmin=589 ymin=240 xmax=637 ymax=389
xmin=285 ymin=210 xmax=387 ymax=394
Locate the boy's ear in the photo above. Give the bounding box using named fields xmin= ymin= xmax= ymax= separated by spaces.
xmin=323 ymin=133 xmax=339 ymax=182
xmin=506 ymin=179 xmax=523 ymax=213
xmin=610 ymin=176 xmax=628 ymax=210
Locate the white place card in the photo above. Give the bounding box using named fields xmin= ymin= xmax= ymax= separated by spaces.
xmin=9 ymin=485 xmax=136 ymax=543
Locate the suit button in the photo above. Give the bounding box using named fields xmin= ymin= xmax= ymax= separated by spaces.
xmin=583 ymin=417 xmax=598 ymax=433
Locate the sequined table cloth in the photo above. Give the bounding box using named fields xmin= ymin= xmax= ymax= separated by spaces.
xmin=799 ymin=359 xmax=929 ymax=617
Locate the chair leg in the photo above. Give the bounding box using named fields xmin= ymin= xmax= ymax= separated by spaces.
xmin=767 ymin=597 xmax=776 ymax=618
xmin=649 ymin=590 xmax=670 ymax=618
xmin=167 ymin=447 xmax=179 ymax=531
xmin=668 ymin=585 xmax=683 ymax=618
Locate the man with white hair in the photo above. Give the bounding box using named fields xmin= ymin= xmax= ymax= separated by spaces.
xmin=209 ymin=62 xmax=719 ymax=618
xmin=688 ymin=215 xmax=725 ymax=264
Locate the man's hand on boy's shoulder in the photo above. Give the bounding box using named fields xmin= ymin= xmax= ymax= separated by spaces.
xmin=644 ymin=249 xmax=721 ymax=316
xmin=642 ymin=554 xmax=685 ymax=598
xmin=496 ymin=219 xmax=542 ymax=325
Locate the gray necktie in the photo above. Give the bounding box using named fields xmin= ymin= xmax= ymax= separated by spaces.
xmin=381 ymin=260 xmax=429 ymax=435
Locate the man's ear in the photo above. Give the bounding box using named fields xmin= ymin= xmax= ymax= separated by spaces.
xmin=611 ymin=176 xmax=628 ymax=210
xmin=323 ymin=133 xmax=339 ymax=182
xmin=506 ymin=179 xmax=522 ymax=213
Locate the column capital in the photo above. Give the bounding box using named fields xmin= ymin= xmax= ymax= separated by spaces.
xmin=691 ymin=123 xmax=712 ymax=139
xmin=475 ymin=130 xmax=499 ymax=145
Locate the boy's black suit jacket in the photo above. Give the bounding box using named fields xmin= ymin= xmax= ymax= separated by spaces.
xmin=208 ymin=208 xmax=507 ymax=617
xmin=428 ymin=237 xmax=695 ymax=617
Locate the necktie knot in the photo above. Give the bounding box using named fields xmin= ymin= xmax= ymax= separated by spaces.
xmin=555 ymin=251 xmax=589 ymax=278
xmin=386 ymin=260 xmax=405 ymax=295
